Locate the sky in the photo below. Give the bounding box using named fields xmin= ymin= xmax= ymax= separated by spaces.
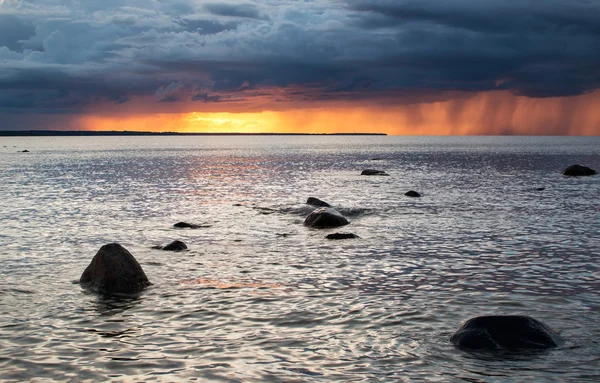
xmin=0 ymin=0 xmax=599 ymax=135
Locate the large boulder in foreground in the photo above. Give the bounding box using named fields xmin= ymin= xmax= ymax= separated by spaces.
xmin=450 ymin=315 xmax=562 ymax=351
xmin=306 ymin=197 xmax=331 ymax=208
xmin=80 ymin=243 xmax=151 ymax=295
xmin=361 ymin=169 xmax=389 ymax=176
xmin=304 ymin=207 xmax=349 ymax=229
xmin=562 ymin=164 xmax=597 ymax=176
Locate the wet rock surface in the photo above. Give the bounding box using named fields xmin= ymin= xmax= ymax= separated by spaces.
xmin=80 ymin=243 xmax=152 ymax=295
xmin=562 ymin=164 xmax=597 ymax=176
xmin=404 ymin=190 xmax=421 ymax=197
xmin=304 ymin=207 xmax=349 ymax=229
xmin=450 ymin=315 xmax=563 ymax=351
xmin=306 ymin=197 xmax=331 ymax=208
xmin=326 ymin=233 xmax=359 ymax=240
xmin=153 ymin=240 xmax=188 ymax=251
xmin=361 ymin=169 xmax=389 ymax=176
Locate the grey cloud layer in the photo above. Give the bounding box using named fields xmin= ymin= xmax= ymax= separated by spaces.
xmin=0 ymin=0 xmax=599 ymax=113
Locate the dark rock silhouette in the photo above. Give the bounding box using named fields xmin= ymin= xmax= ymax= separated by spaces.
xmin=306 ymin=197 xmax=331 ymax=208
xmin=450 ymin=315 xmax=562 ymax=351
xmin=153 ymin=240 xmax=188 ymax=251
xmin=304 ymin=207 xmax=349 ymax=229
xmin=405 ymin=190 xmax=421 ymax=197
xmin=562 ymin=164 xmax=597 ymax=176
xmin=173 ymin=222 xmax=210 ymax=229
xmin=326 ymin=233 xmax=359 ymax=240
xmin=80 ymin=243 xmax=151 ymax=295
xmin=361 ymin=169 xmax=389 ymax=176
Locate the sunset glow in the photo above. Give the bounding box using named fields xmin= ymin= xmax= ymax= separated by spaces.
xmin=2 ymin=0 xmax=599 ymax=135
xmin=76 ymin=91 xmax=600 ymax=135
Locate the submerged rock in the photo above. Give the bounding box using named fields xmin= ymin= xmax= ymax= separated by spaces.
xmin=361 ymin=169 xmax=389 ymax=176
xmin=154 ymin=240 xmax=188 ymax=251
xmin=326 ymin=233 xmax=359 ymax=240
xmin=562 ymin=164 xmax=597 ymax=176
xmin=450 ymin=315 xmax=562 ymax=351
xmin=304 ymin=207 xmax=349 ymax=229
xmin=306 ymin=197 xmax=331 ymax=208
xmin=174 ymin=222 xmax=210 ymax=229
xmin=404 ymin=190 xmax=421 ymax=197
xmin=80 ymin=243 xmax=151 ymax=295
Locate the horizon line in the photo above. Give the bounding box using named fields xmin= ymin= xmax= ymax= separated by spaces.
xmin=0 ymin=130 xmax=388 ymax=137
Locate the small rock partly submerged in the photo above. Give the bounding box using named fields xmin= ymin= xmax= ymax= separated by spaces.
xmin=304 ymin=207 xmax=349 ymax=229
xmin=361 ymin=169 xmax=389 ymax=176
xmin=450 ymin=315 xmax=563 ymax=351
xmin=404 ymin=190 xmax=421 ymax=197
xmin=326 ymin=233 xmax=359 ymax=240
xmin=306 ymin=197 xmax=331 ymax=208
xmin=153 ymin=240 xmax=188 ymax=251
xmin=562 ymin=164 xmax=597 ymax=176
xmin=174 ymin=222 xmax=210 ymax=229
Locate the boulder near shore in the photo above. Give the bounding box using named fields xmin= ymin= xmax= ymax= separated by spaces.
xmin=450 ymin=315 xmax=563 ymax=351
xmin=80 ymin=243 xmax=151 ymax=295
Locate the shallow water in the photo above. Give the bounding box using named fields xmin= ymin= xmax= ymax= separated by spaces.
xmin=0 ymin=136 xmax=599 ymax=382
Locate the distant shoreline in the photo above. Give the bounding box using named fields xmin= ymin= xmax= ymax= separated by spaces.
xmin=0 ymin=130 xmax=387 ymax=137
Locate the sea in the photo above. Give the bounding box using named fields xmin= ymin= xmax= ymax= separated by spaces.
xmin=0 ymin=135 xmax=599 ymax=382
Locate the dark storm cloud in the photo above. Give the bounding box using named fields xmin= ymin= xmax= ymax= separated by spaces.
xmin=204 ymin=2 xmax=267 ymax=20
xmin=192 ymin=93 xmax=222 ymax=103
xmin=344 ymin=0 xmax=600 ymax=97
xmin=0 ymin=0 xmax=599 ymax=117
xmin=0 ymin=14 xmax=35 ymax=52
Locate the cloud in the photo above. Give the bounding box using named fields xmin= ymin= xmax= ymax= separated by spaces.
xmin=0 ymin=0 xmax=598 ymax=134
xmin=204 ymin=2 xmax=268 ymax=20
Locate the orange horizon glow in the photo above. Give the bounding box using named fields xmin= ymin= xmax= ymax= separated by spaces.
xmin=76 ymin=90 xmax=600 ymax=135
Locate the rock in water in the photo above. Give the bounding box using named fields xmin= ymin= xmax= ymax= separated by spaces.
xmin=450 ymin=315 xmax=562 ymax=351
xmin=174 ymin=222 xmax=207 ymax=229
xmin=326 ymin=233 xmax=359 ymax=240
xmin=306 ymin=197 xmax=331 ymax=208
xmin=304 ymin=207 xmax=349 ymax=229
xmin=80 ymin=243 xmax=151 ymax=295
xmin=161 ymin=240 xmax=188 ymax=251
xmin=404 ymin=190 xmax=421 ymax=197
xmin=361 ymin=169 xmax=389 ymax=176
xmin=562 ymin=164 xmax=597 ymax=176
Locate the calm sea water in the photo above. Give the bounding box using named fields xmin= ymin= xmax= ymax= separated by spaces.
xmin=0 ymin=136 xmax=599 ymax=382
